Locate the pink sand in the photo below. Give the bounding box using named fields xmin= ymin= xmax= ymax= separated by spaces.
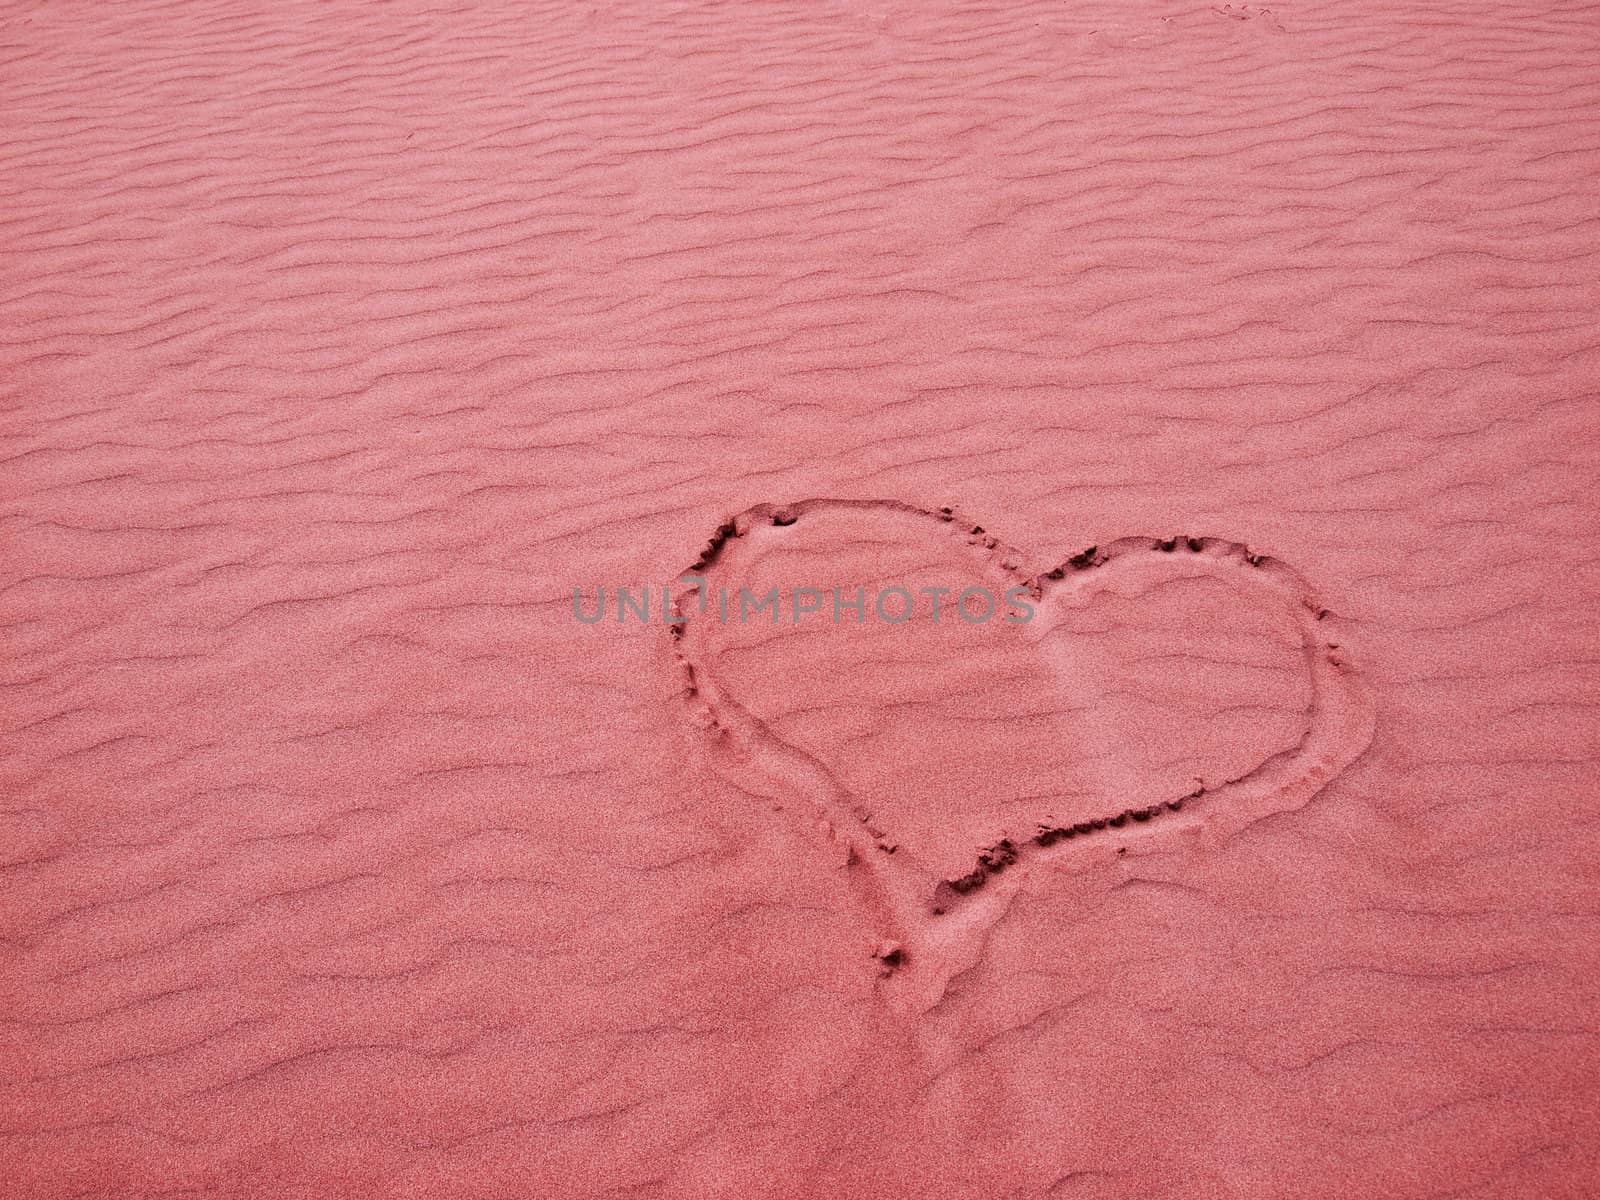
xmin=2 ymin=1 xmax=1598 ymax=1196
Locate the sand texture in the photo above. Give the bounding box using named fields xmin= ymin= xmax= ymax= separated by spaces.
xmin=3 ymin=1 xmax=1598 ymax=1197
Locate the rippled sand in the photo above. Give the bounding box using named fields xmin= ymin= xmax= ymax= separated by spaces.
xmin=3 ymin=2 xmax=1598 ymax=1196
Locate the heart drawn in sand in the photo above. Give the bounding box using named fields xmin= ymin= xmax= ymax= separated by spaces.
xmin=669 ymin=499 xmax=1375 ymax=1012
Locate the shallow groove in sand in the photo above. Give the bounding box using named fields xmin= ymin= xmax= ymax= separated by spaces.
xmin=671 ymin=498 xmax=1376 ymax=1010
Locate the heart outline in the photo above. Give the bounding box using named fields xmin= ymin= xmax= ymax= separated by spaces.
xmin=670 ymin=499 xmax=1375 ymax=1013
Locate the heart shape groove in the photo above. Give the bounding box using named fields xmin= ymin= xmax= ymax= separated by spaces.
xmin=670 ymin=499 xmax=1375 ymax=1013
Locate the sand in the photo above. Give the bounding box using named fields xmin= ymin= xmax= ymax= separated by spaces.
xmin=2 ymin=1 xmax=1598 ymax=1197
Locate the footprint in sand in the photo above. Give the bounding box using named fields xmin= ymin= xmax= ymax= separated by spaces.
xmin=1211 ymin=4 xmax=1286 ymax=32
